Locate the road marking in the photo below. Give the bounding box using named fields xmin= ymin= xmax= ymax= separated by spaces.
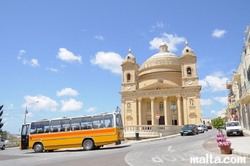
xmin=152 ymin=156 xmax=163 ymax=163
xmin=167 ymin=146 xmax=175 ymax=152
xmin=162 ymin=154 xmax=177 ymax=161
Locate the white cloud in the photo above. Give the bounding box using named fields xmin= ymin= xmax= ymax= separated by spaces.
xmin=210 ymin=110 xmax=223 ymax=117
xmin=85 ymin=107 xmax=97 ymax=112
xmin=95 ymin=35 xmax=104 ymax=40
xmin=212 ymin=29 xmax=227 ymax=38
xmin=17 ymin=50 xmax=26 ymax=59
xmin=149 ymin=33 xmax=186 ymax=52
xmin=200 ymin=99 xmax=213 ymax=106
xmin=211 ymin=110 xmax=216 ymax=114
xmin=214 ymin=96 xmax=228 ymax=105
xmin=90 ymin=51 xmax=123 ymax=74
xmin=17 ymin=50 xmax=40 ymax=67
xmin=23 ymin=95 xmax=58 ymax=112
xmin=57 ymin=48 xmax=82 ymax=64
xmin=56 ymin=88 xmax=79 ymax=97
xmin=199 ymin=80 xmax=208 ymax=88
xmin=23 ymin=59 xmax=40 ymax=67
xmin=46 ymin=67 xmax=58 ymax=72
xmin=60 ymin=99 xmax=83 ymax=112
xmin=156 ymin=21 xmax=164 ymax=28
xmin=150 ymin=21 xmax=164 ymax=32
xmin=200 ymin=74 xmax=228 ymax=92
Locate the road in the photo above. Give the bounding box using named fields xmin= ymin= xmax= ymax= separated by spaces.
xmin=0 ymin=130 xmax=249 ymax=166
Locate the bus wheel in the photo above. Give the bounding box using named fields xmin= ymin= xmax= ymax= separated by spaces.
xmin=83 ymin=139 xmax=94 ymax=151
xmin=34 ymin=143 xmax=44 ymax=153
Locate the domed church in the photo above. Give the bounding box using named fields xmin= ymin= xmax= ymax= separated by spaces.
xmin=120 ymin=41 xmax=202 ymax=126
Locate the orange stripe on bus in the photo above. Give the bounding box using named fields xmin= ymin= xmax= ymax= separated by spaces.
xmin=30 ymin=128 xmax=116 ymax=139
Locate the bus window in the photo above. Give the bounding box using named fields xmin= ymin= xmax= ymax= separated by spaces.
xmin=50 ymin=120 xmax=61 ymax=132
xmin=116 ymin=114 xmax=123 ymax=127
xmin=81 ymin=116 xmax=92 ymax=129
xmin=93 ymin=115 xmax=104 ymax=128
xmin=71 ymin=117 xmax=81 ymax=130
xmin=60 ymin=119 xmax=70 ymax=131
xmin=30 ymin=121 xmax=49 ymax=134
xmin=104 ymin=114 xmax=113 ymax=128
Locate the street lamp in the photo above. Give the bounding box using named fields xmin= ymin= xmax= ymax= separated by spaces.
xmin=170 ymin=102 xmax=176 ymax=125
xmin=24 ymin=101 xmax=39 ymax=124
xmin=115 ymin=106 xmax=121 ymax=114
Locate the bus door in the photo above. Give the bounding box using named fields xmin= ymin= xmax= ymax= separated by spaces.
xmin=115 ymin=114 xmax=124 ymax=143
xmin=20 ymin=124 xmax=30 ymax=150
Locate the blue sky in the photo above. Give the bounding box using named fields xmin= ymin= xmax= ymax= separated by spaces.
xmin=0 ymin=1 xmax=249 ymax=134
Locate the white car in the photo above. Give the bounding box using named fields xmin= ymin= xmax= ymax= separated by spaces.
xmin=226 ymin=121 xmax=244 ymax=136
xmin=196 ymin=124 xmax=204 ymax=133
xmin=0 ymin=136 xmax=5 ymax=150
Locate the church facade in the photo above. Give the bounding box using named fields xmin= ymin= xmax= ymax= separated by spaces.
xmin=120 ymin=41 xmax=202 ymax=126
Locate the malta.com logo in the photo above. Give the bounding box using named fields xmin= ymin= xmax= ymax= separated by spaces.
xmin=190 ymin=154 xmax=246 ymax=164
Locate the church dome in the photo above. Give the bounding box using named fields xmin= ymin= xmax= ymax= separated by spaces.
xmin=139 ymin=41 xmax=180 ymax=75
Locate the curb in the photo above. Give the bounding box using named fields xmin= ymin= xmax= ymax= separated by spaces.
xmin=122 ymin=134 xmax=180 ymax=145
xmin=232 ymin=149 xmax=250 ymax=158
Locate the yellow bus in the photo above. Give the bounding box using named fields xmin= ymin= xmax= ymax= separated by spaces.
xmin=20 ymin=110 xmax=124 ymax=152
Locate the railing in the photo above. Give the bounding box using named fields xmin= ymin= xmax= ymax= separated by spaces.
xmin=123 ymin=125 xmax=182 ymax=138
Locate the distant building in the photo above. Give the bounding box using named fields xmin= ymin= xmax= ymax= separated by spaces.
xmin=201 ymin=118 xmax=212 ymax=126
xmin=120 ymin=41 xmax=202 ymax=126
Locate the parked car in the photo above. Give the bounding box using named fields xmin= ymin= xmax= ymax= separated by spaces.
xmin=0 ymin=136 xmax=5 ymax=150
xmin=226 ymin=121 xmax=244 ymax=136
xmin=207 ymin=125 xmax=212 ymax=130
xmin=196 ymin=124 xmax=205 ymax=133
xmin=203 ymin=125 xmax=208 ymax=131
xmin=180 ymin=124 xmax=198 ymax=136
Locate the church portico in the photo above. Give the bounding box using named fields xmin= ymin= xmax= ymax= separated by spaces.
xmin=120 ymin=41 xmax=202 ymax=138
xmin=123 ymin=94 xmax=186 ymax=126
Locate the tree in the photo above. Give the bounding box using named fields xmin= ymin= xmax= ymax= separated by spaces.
xmin=0 ymin=105 xmax=3 ymax=132
xmin=211 ymin=117 xmax=225 ymax=132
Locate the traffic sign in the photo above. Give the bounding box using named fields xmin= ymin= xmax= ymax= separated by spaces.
xmin=156 ymin=114 xmax=160 ymax=120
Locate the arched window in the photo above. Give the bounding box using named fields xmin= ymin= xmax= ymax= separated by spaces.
xmin=126 ymin=73 xmax=131 ymax=82
xmin=187 ymin=67 xmax=192 ymax=75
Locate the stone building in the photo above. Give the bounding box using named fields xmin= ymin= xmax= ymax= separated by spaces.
xmin=226 ymin=24 xmax=250 ymax=130
xmin=120 ymin=41 xmax=202 ymax=126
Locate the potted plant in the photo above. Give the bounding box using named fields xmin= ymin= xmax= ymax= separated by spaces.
xmin=218 ymin=140 xmax=232 ymax=154
xmin=216 ymin=132 xmax=226 ymax=142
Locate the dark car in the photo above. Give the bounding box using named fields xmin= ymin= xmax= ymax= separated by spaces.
xmin=207 ymin=125 xmax=212 ymax=130
xmin=180 ymin=124 xmax=198 ymax=136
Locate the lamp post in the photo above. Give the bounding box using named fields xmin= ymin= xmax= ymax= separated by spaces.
xmin=24 ymin=101 xmax=39 ymax=125
xmin=170 ymin=102 xmax=176 ymax=125
xmin=115 ymin=106 xmax=121 ymax=114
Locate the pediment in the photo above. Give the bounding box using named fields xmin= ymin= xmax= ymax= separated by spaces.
xmin=138 ymin=81 xmax=178 ymax=91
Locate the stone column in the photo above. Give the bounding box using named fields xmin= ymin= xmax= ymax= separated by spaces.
xmin=150 ymin=97 xmax=155 ymax=125
xmin=182 ymin=95 xmax=187 ymax=125
xmin=138 ymin=98 xmax=142 ymax=125
xmin=177 ymin=95 xmax=182 ymax=125
xmin=121 ymin=99 xmax=126 ymax=126
xmin=163 ymin=96 xmax=168 ymax=125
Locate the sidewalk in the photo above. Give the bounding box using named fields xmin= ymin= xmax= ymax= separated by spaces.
xmin=230 ymin=129 xmax=250 ymax=158
xmin=202 ymin=129 xmax=250 ymax=158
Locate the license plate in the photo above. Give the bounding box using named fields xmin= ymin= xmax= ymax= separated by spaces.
xmin=233 ymin=132 xmax=237 ymax=134
xmin=184 ymin=131 xmax=188 ymax=134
